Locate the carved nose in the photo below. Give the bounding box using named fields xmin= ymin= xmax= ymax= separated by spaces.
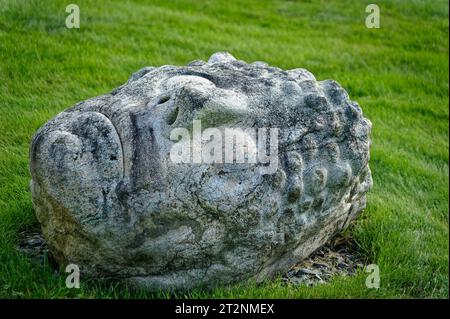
xmin=170 ymin=84 xmax=249 ymax=130
xmin=166 ymin=84 xmax=209 ymax=128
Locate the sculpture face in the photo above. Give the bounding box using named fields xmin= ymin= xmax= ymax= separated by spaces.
xmin=30 ymin=52 xmax=372 ymax=290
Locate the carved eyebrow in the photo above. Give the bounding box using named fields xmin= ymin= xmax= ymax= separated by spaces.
xmin=179 ymin=70 xmax=219 ymax=86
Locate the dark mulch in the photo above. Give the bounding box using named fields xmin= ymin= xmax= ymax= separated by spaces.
xmin=283 ymin=232 xmax=366 ymax=286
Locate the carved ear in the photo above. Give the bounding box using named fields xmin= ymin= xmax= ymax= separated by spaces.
xmin=30 ymin=111 xmax=123 ymax=224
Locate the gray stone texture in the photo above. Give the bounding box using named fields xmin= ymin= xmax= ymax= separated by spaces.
xmin=29 ymin=52 xmax=372 ymax=291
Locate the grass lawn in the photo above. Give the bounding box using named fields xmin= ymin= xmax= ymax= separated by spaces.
xmin=0 ymin=0 xmax=448 ymax=298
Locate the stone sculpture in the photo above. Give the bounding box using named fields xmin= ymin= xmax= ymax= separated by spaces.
xmin=30 ymin=52 xmax=372 ymax=290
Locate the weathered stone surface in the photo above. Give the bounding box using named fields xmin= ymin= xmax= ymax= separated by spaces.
xmin=29 ymin=52 xmax=372 ymax=291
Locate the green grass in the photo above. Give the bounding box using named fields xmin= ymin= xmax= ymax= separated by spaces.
xmin=0 ymin=0 xmax=448 ymax=299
